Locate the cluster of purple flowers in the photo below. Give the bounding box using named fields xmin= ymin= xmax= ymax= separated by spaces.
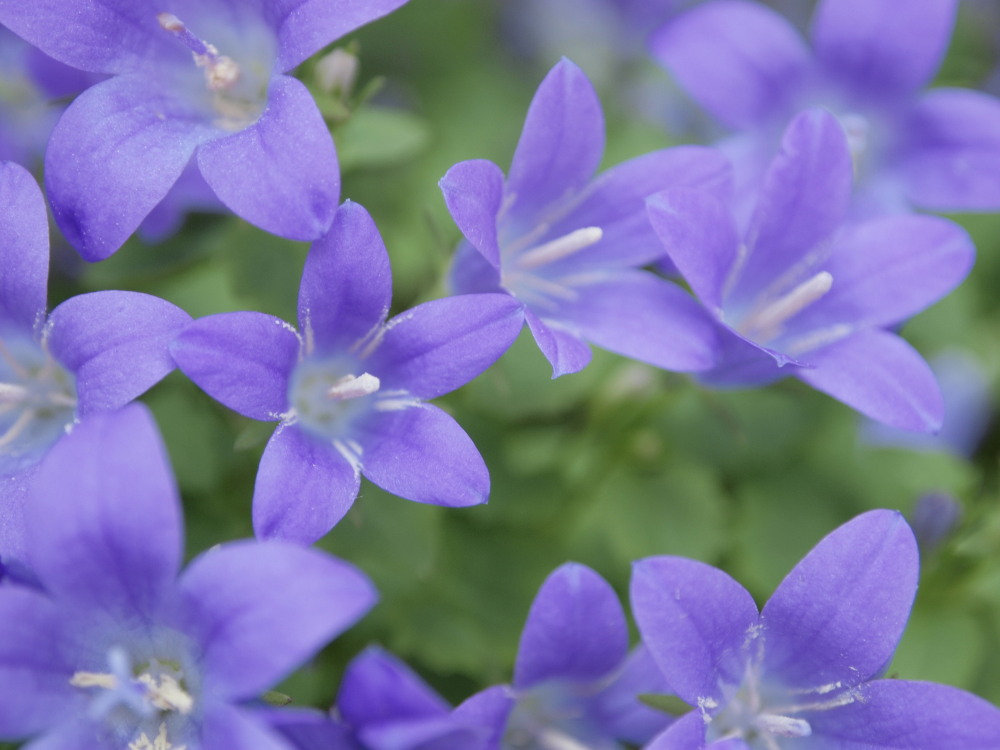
xmin=0 ymin=0 xmax=996 ymax=747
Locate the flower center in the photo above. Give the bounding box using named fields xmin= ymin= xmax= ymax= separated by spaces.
xmin=503 ymin=682 xmax=602 ymax=750
xmin=289 ymin=357 xmax=381 ymax=445
xmin=731 ymin=271 xmax=833 ymax=345
xmin=157 ymin=13 xmax=240 ymax=91
xmin=500 ymin=226 xmax=603 ymax=310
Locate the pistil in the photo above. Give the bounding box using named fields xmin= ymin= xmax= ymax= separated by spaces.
xmin=157 ymin=13 xmax=240 ymax=91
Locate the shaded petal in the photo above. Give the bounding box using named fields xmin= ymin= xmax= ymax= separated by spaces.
xmin=631 ymin=556 xmax=759 ymax=706
xmin=525 ymin=308 xmax=592 ymax=378
xmin=649 ymin=0 xmax=809 ymax=129
xmin=338 ymin=647 xmax=450 ymax=728
xmin=0 ymin=162 xmax=48 ymax=331
xmin=761 ymin=510 xmax=918 ymax=688
xmin=506 ymin=59 xmax=604 ymax=218
xmin=46 ymin=292 xmax=191 ymax=415
xmin=812 ymin=0 xmax=958 ymax=101
xmin=451 ymin=685 xmax=514 ymax=748
xmin=262 ymin=709 xmax=360 ymax=750
xmin=368 ymin=294 xmax=524 ymax=399
xmin=253 ymin=425 xmax=360 ymax=544
xmin=356 ymin=404 xmax=488 ymax=508
xmin=299 ymin=201 xmax=392 ymax=352
xmin=796 ymin=329 xmax=943 ymax=431
xmin=202 ymin=705 xmax=298 ymax=750
xmin=27 ymin=405 xmax=181 ymax=620
xmin=198 ymin=75 xmax=339 ymax=241
xmin=698 ymin=327 xmax=792 ymax=388
xmin=45 ymin=74 xmax=216 ymax=261
xmin=643 ymin=711 xmax=706 ymax=750
xmin=901 ymin=87 xmax=1000 ymax=211
xmin=590 ymin=646 xmax=675 ymax=745
xmin=515 ymin=563 xmax=628 ymax=690
xmin=180 ymin=540 xmax=376 ymax=700
xmin=449 ymin=241 xmax=504 ymax=296
xmin=171 ymin=311 xmax=301 ymax=421
xmin=557 ymin=271 xmax=719 ymax=372
xmin=439 ymin=159 xmax=505 ymax=270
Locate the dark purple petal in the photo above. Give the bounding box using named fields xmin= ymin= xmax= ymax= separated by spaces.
xmin=439 ymin=159 xmax=505 ymax=270
xmin=338 ymin=647 xmax=450 ymax=728
xmin=27 ymin=405 xmax=182 ymax=620
xmin=253 ymin=425 xmax=360 ymax=544
xmin=589 ymin=647 xmax=675 ymax=745
xmin=46 ymin=292 xmax=191 ymax=415
xmin=506 ymin=59 xmax=604 ymax=218
xmin=795 ymin=329 xmax=943 ymax=431
xmin=263 ymin=708 xmax=360 ymax=750
xmin=171 ymin=311 xmax=301 ymax=421
xmin=0 ymin=162 xmax=48 ymax=331
xmin=631 ymin=556 xmax=759 ymax=706
xmin=139 ymin=161 xmax=224 ymax=242
xmin=299 ymin=201 xmax=392 ymax=352
xmin=514 ymin=563 xmax=628 ymax=690
xmin=643 ymin=711 xmax=706 ymax=750
xmin=812 ymin=0 xmax=958 ymax=101
xmin=45 ymin=74 xmax=217 ymax=261
xmin=368 ymin=294 xmax=524 ymax=399
xmin=649 ymin=0 xmax=809 ymax=129
xmin=198 ymin=75 xmax=339 ymax=241
xmin=180 ymin=540 xmax=375 ymax=701
xmin=524 ymin=308 xmax=592 ymax=378
xmin=356 ymin=404 xmax=489 ymax=508
xmin=449 ymin=241 xmax=504 ymax=296
xmin=761 ymin=510 xmax=918 ymax=688
xmin=202 ymin=705 xmax=298 ymax=750
xmin=697 ymin=328 xmax=790 ymax=387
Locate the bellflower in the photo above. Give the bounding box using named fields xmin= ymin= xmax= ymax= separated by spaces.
xmin=439 ymin=58 xmax=727 ymax=378
xmin=646 ymin=108 xmax=975 ymax=431
xmin=172 ymin=201 xmax=524 ymax=545
xmin=0 ymin=404 xmax=376 ymax=750
xmin=632 ymin=510 xmax=1000 ymax=749
xmin=0 ymin=161 xmax=189 ymax=577
xmin=650 ymin=0 xmax=1000 ymax=218
xmin=0 ymin=0 xmax=410 ymax=260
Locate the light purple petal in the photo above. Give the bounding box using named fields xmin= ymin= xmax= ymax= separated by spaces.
xmin=180 ymin=539 xmax=376 ymax=700
xmin=524 ymin=308 xmax=592 ymax=378
xmin=45 ymin=74 xmax=216 ymax=261
xmin=356 ymin=404 xmax=489 ymax=509
xmin=812 ymin=0 xmax=958 ymax=101
xmin=27 ymin=405 xmax=182 ymax=620
xmin=506 ymin=59 xmax=604 ymax=218
xmin=557 ymin=271 xmax=718 ymax=372
xmin=796 ymin=329 xmax=943 ymax=431
xmin=198 ymin=75 xmax=339 ymax=241
xmin=631 ymin=556 xmax=759 ymax=706
xmin=643 ymin=711 xmax=706 ymax=750
xmin=514 ymin=563 xmax=628 ymax=690
xmin=761 ymin=510 xmax=918 ymax=688
xmin=451 ymin=685 xmax=514 ymax=748
xmin=46 ymin=292 xmax=191 ymax=415
xmin=338 ymin=647 xmax=450 ymax=728
xmin=171 ymin=311 xmax=301 ymax=421
xmin=368 ymin=294 xmax=523 ymax=399
xmin=202 ymin=705 xmax=298 ymax=750
xmin=0 ymin=162 xmax=48 ymax=331
xmin=253 ymin=425 xmax=360 ymax=544
xmin=299 ymin=201 xmax=392 ymax=352
xmin=439 ymin=159 xmax=505 ymax=270
xmin=649 ymin=0 xmax=810 ymax=129
xmin=901 ymin=88 xmax=1000 ymax=211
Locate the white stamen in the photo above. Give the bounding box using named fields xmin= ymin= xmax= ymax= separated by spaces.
xmin=0 ymin=383 xmax=30 ymax=403
xmin=327 ymin=373 xmax=380 ymax=401
xmin=137 ymin=673 xmax=193 ymax=715
xmin=0 ymin=409 xmax=35 ymax=449
xmin=739 ymin=271 xmax=833 ymax=341
xmin=156 ymin=12 xmax=185 ymax=33
xmin=785 ymin=324 xmax=853 ymax=357
xmin=332 ymin=438 xmax=363 ymax=469
xmin=70 ymin=672 xmax=118 ymax=690
xmin=536 ymin=728 xmax=593 ymax=750
xmin=755 ymin=713 xmax=812 ymax=738
xmin=129 ymin=722 xmax=187 ymax=750
xmin=157 ymin=11 xmax=241 ymax=91
xmin=516 ymin=227 xmax=603 ymax=271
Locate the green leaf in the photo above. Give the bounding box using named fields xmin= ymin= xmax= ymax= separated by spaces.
xmin=337 ymin=106 xmax=431 ymax=172
xmin=638 ymin=693 xmax=694 ymax=717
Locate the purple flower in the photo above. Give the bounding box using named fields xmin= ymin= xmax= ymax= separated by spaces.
xmin=172 ymin=201 xmax=524 ymax=545
xmin=646 ymin=108 xmax=975 ymax=431
xmin=0 ymin=404 xmax=376 ymax=750
xmin=0 ymin=0 xmax=409 ymax=260
xmin=632 ymin=509 xmax=1000 ymax=749
xmin=439 ymin=58 xmax=727 ymax=378
xmin=0 ymin=161 xmax=189 ymax=577
xmin=650 ymin=0 xmax=1000 ymax=217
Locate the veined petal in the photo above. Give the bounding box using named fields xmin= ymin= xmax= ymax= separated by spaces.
xmin=45 ymin=74 xmax=216 ymax=261
xmin=649 ymin=0 xmax=810 ymax=129
xmin=514 ymin=563 xmax=628 ymax=690
xmin=46 ymin=292 xmax=191 ymax=415
xmin=338 ymin=647 xmax=450 ymax=728
xmin=524 ymin=309 xmax=592 ymax=378
xmin=252 ymin=425 xmax=360 ymax=544
xmin=299 ymin=201 xmax=392 ymax=353
xmin=796 ymin=329 xmax=944 ymax=432
xmin=812 ymin=0 xmax=958 ymax=101
xmin=180 ymin=540 xmax=376 ymax=701
xmin=439 ymin=159 xmax=505 ymax=270
xmin=27 ymin=405 xmax=182 ymax=621
xmin=198 ymin=75 xmax=339 ymax=241
xmin=0 ymin=163 xmax=48 ymax=332
xmin=761 ymin=510 xmax=918 ymax=689
xmin=631 ymin=556 xmax=759 ymax=707
xmin=171 ymin=311 xmax=301 ymax=422
xmin=356 ymin=404 xmax=489 ymax=509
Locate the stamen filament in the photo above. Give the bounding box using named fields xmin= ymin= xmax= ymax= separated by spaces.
xmin=516 ymin=227 xmax=603 ymax=271
xmin=157 ymin=12 xmax=240 ymax=91
xmin=0 ymin=409 xmax=35 ymax=449
xmin=327 ymin=373 xmax=380 ymax=401
xmin=739 ymin=271 xmax=833 ymax=341
xmin=755 ymin=713 xmax=812 ymax=738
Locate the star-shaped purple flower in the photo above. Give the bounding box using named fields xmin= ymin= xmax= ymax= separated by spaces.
xmin=0 ymin=0 xmax=409 ymax=259
xmin=172 ymin=201 xmax=524 ymax=544
xmin=632 ymin=509 xmax=1000 ymax=749
xmin=646 ymin=108 xmax=975 ymax=431
xmin=650 ymin=0 xmax=1000 ymax=217
xmin=439 ymin=58 xmax=727 ymax=377
xmin=0 ymin=403 xmax=377 ymax=750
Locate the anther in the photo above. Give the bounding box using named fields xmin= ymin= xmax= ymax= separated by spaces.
xmin=157 ymin=12 xmax=240 ymax=91
xmin=327 ymin=373 xmax=380 ymax=401
xmin=755 ymin=713 xmax=812 ymax=738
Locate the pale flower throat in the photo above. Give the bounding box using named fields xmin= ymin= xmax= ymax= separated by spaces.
xmin=157 ymin=13 xmax=240 ymax=91
xmin=0 ymin=337 xmax=76 ymax=456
